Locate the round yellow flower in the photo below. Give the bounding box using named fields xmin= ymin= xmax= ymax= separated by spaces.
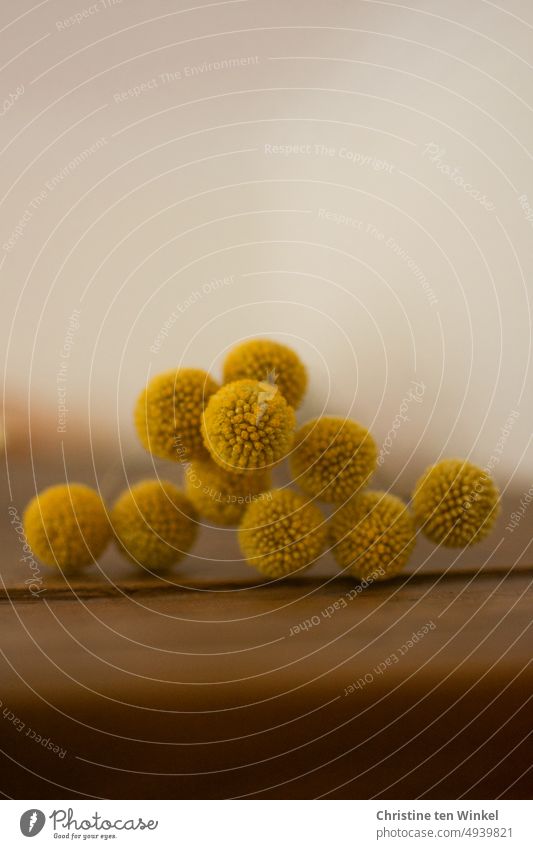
xmin=239 ymin=489 xmax=326 ymax=578
xmin=23 ymin=484 xmax=111 ymax=571
xmin=290 ymin=416 xmax=377 ymax=503
xmin=111 ymin=480 xmax=197 ymax=571
xmin=223 ymin=338 xmax=307 ymax=408
xmin=330 ymin=491 xmax=416 ymax=581
xmin=185 ymin=459 xmax=271 ymax=526
xmin=134 ymin=368 xmax=219 ymax=462
xmin=202 ymin=379 xmax=295 ymax=473
xmin=412 ymin=458 xmax=500 ymax=546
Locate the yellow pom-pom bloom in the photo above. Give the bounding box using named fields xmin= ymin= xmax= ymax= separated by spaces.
xmin=290 ymin=416 xmax=377 ymax=503
xmin=412 ymin=458 xmax=500 ymax=546
xmin=223 ymin=338 xmax=308 ymax=408
xmin=134 ymin=368 xmax=219 ymax=463
xmin=202 ymin=379 xmax=296 ymax=473
xmin=330 ymin=491 xmax=416 ymax=581
xmin=23 ymin=484 xmax=111 ymax=571
xmin=239 ymin=489 xmax=326 ymax=578
xmin=185 ymin=459 xmax=271 ymax=526
xmin=111 ymin=480 xmax=197 ymax=570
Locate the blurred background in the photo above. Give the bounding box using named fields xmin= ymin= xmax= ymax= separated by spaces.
xmin=1 ymin=0 xmax=532 ymax=580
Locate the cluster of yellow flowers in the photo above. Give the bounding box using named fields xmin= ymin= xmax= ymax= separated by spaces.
xmin=23 ymin=339 xmax=500 ymax=581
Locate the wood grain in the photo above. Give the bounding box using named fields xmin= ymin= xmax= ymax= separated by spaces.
xmin=0 ymin=566 xmax=531 ymax=799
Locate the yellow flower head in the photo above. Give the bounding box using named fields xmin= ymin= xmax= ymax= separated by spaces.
xmin=111 ymin=479 xmax=197 ymax=571
xmin=23 ymin=484 xmax=111 ymax=571
xmin=239 ymin=489 xmax=326 ymax=578
xmin=202 ymin=379 xmax=295 ymax=473
xmin=330 ymin=490 xmax=416 ymax=581
xmin=290 ymin=416 xmax=377 ymax=503
xmin=185 ymin=459 xmax=271 ymax=526
xmin=412 ymin=458 xmax=500 ymax=546
xmin=223 ymin=338 xmax=308 ymax=408
xmin=134 ymin=368 xmax=219 ymax=462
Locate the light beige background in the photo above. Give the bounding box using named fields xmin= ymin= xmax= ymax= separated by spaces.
xmin=1 ymin=0 xmax=532 ymax=535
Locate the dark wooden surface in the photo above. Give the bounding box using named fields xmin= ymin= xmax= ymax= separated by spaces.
xmin=0 ymin=566 xmax=531 ymax=799
xmin=1 ymin=455 xmax=531 ymax=798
